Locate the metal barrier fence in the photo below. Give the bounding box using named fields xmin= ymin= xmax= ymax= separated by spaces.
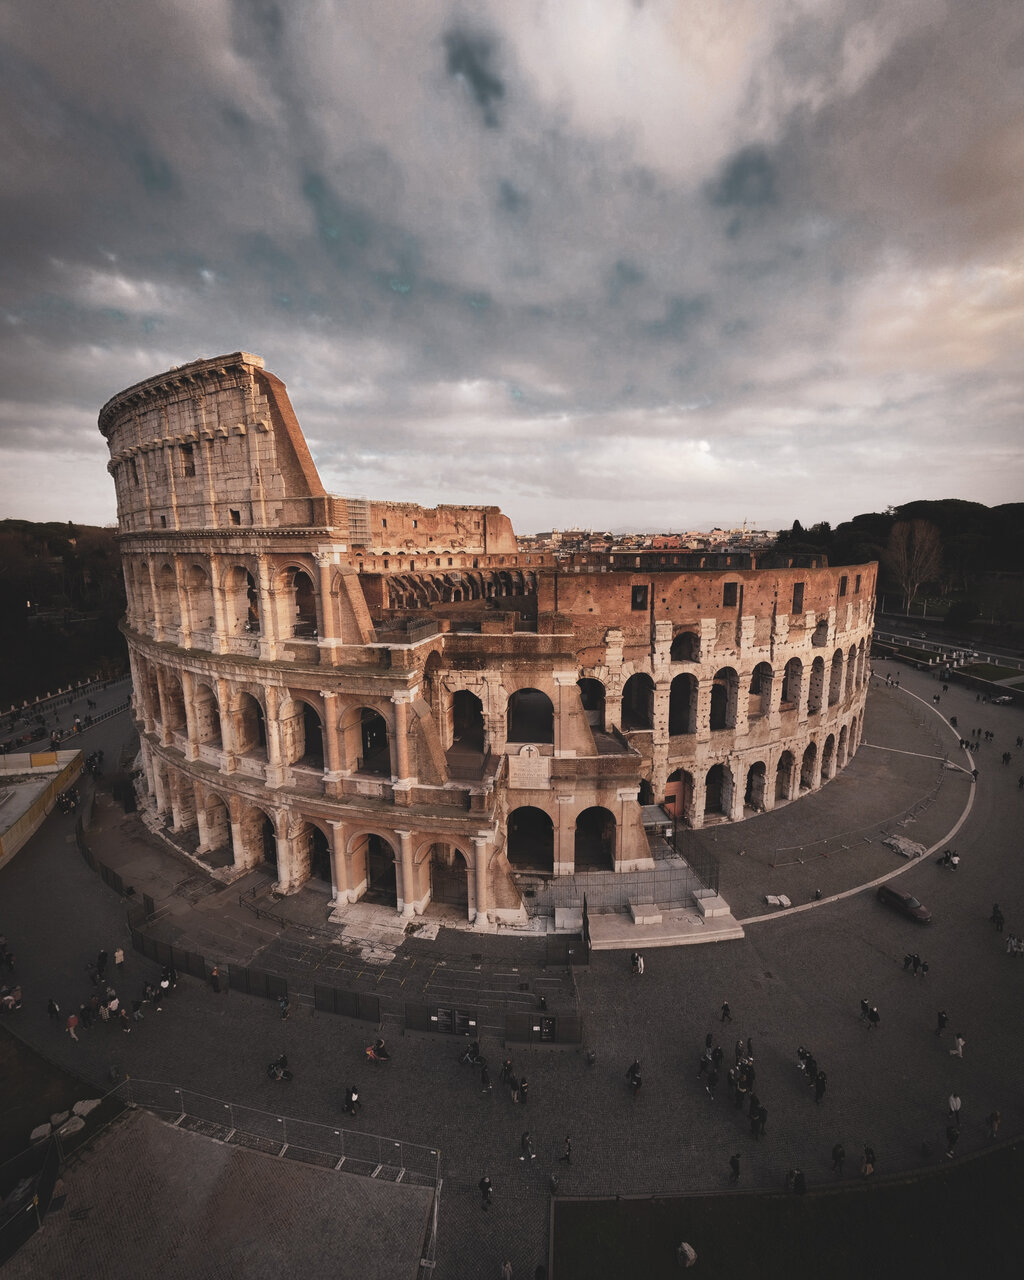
xmin=0 ymin=1137 xmax=60 ymax=1267
xmin=115 ymin=1079 xmax=441 ymax=1186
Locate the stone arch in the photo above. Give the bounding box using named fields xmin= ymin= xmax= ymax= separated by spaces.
xmin=845 ymin=645 xmax=858 ymax=698
xmin=781 ymin=657 xmax=803 ymax=709
xmin=838 ymin=722 xmax=850 ymax=766
xmin=183 ymin=563 xmax=214 ymax=632
xmin=291 ymin=817 xmax=332 ymax=885
xmin=348 ymin=831 xmax=398 ymax=906
xmin=670 ymin=630 xmax=701 ymax=662
xmin=710 ymin=668 xmax=738 ymax=731
xmin=506 ymin=805 xmax=554 ymax=872
xmin=155 ymin=562 xmax=179 ymax=632
xmin=807 ymin=657 xmax=825 ymax=714
xmin=775 ymin=750 xmax=794 ymax=801
xmin=822 ymin=733 xmax=837 ymax=779
xmin=192 ymin=681 xmax=221 ymax=745
xmin=341 ymin=705 xmax=391 ymax=776
xmin=800 ymin=741 xmax=818 ymax=790
xmin=420 ymin=841 xmax=471 ymax=911
xmin=574 ymin=806 xmax=616 ymax=870
xmin=277 ymin=564 xmax=318 ymax=638
xmin=637 ymin=777 xmax=655 ymax=805
xmin=669 ymin=673 xmax=698 ymax=736
xmin=506 ymin=688 xmax=554 ymax=744
xmin=828 ymin=649 xmax=844 ymax=707
xmin=704 ymin=762 xmax=733 ymax=819
xmin=162 ymin=673 xmax=187 ymax=733
xmin=199 ymin=790 xmax=231 ymax=859
xmin=748 ymin=662 xmax=774 ymax=718
xmin=235 ymin=691 xmax=267 ymax=757
xmin=621 ymin=672 xmax=655 ymax=730
xmin=744 ymin=760 xmax=767 ymax=812
xmin=224 ymin=564 xmax=260 ymax=634
xmin=238 ymin=803 xmax=278 ymax=871
xmin=577 ymin=678 xmax=606 ymax=732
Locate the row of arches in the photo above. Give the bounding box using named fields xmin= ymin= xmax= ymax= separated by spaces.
xmin=386 ymin=568 xmax=536 ymax=609
xmin=663 ymin=717 xmax=861 ymax=826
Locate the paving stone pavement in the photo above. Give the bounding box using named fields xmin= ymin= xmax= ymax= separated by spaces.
xmin=3 ymin=662 xmax=1023 ymax=1279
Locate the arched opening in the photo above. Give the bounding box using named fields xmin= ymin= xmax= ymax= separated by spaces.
xmin=156 ymin=563 xmax=179 ymax=632
xmin=781 ymin=658 xmax=802 ymax=709
xmin=236 ymin=693 xmax=267 ymax=757
xmin=261 ymin=814 xmax=278 ymax=870
xmin=200 ymin=793 xmax=231 ymax=866
xmin=428 ymin=843 xmax=470 ymax=909
xmin=807 ymin=657 xmax=825 ymax=714
xmin=838 ymin=723 xmax=850 ymax=766
xmin=637 ymin=778 xmax=655 ymax=805
xmin=184 ymin=564 xmax=214 ymax=633
xmin=506 ymin=806 xmax=554 ymax=872
xmin=846 ymin=646 xmax=858 ymax=699
xmin=828 ymin=650 xmax=844 ymax=706
xmin=193 ymin=683 xmax=221 ymax=746
xmin=577 ymin=678 xmax=606 ymax=732
xmin=621 ymin=673 xmax=655 ymax=730
xmin=811 ymin=618 xmax=829 ymax=647
xmin=704 ymin=763 xmax=732 ymax=819
xmin=359 ymin=709 xmax=391 ymax=776
xmin=452 ymin=690 xmax=485 ymax=752
xmin=800 ymin=742 xmax=818 ymax=790
xmin=225 ymin=565 xmax=260 ymax=635
xmin=775 ymin=751 xmax=794 ymax=802
xmin=574 ymin=807 xmax=616 ymax=870
xmin=297 ymin=702 xmax=325 ymax=769
xmin=665 ymin=768 xmax=693 ymax=823
xmin=290 ymin=568 xmax=318 ymax=637
xmin=670 ymin=630 xmax=701 ymax=662
xmin=822 ymin=734 xmax=836 ymax=779
xmin=710 ymin=668 xmax=738 ymax=731
xmin=744 ymin=761 xmax=767 ymax=812
xmin=748 ymin=663 xmax=773 ymax=718
xmin=291 ymin=822 xmax=332 ymax=885
xmin=669 ymin=673 xmax=698 ymax=736
xmin=364 ymin=835 xmax=398 ymax=906
xmin=506 ymin=688 xmax=554 ymax=744
xmin=162 ymin=675 xmax=187 ymax=733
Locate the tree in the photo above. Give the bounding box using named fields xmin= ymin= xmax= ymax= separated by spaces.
xmin=883 ymin=521 xmax=942 ymax=614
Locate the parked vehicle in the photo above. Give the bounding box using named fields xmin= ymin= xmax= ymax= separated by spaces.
xmin=876 ymin=884 xmax=932 ymax=923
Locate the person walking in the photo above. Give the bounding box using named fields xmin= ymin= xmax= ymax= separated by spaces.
xmin=518 ymin=1076 xmax=529 ymax=1105
xmin=501 ymin=1261 xmax=513 ymax=1280
xmin=114 ymin=947 xmax=125 ymax=971
xmin=559 ymin=1135 xmax=572 ymax=1164
xmin=479 ymin=1175 xmax=493 ymax=1210
xmin=65 ymin=1012 xmax=79 ymax=1041
xmin=986 ymin=1110 xmax=1001 ymax=1139
xmin=705 ymin=1066 xmax=718 ymax=1100
xmin=519 ymin=1131 xmax=536 ymax=1161
xmin=945 ymin=1125 xmax=960 ymax=1159
xmin=209 ymin=965 xmax=221 ymax=993
xmin=935 ymin=1009 xmax=949 ymax=1037
xmin=481 ymin=1063 xmax=492 ymax=1094
xmin=859 ymin=998 xmax=870 ymax=1022
xmin=831 ymin=1142 xmax=845 ymax=1174
xmin=343 ymin=1086 xmax=360 ymax=1115
xmin=278 ymin=994 xmax=290 ymax=1020
xmin=47 ymin=997 xmax=60 ymax=1021
xmin=949 ymin=1033 xmax=966 ymax=1059
xmin=948 ymin=1092 xmax=962 ymax=1127
xmin=757 ymin=1104 xmax=768 ymax=1136
xmin=920 ymin=960 xmax=930 ymax=979
xmin=814 ymin=1070 xmax=827 ymax=1104
xmin=867 ymin=1006 xmax=880 ymax=1031
xmin=96 ymin=949 xmax=108 ymax=979
xmin=861 ymin=1146 xmax=876 ymax=1178
xmin=720 ymin=1000 xmax=732 ymax=1023
xmin=728 ymin=1153 xmax=741 ymax=1185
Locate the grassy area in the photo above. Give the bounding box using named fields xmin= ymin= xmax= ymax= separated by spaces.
xmin=553 ymin=1143 xmax=1024 ymax=1278
xmin=958 ymin=663 xmax=1022 ymax=680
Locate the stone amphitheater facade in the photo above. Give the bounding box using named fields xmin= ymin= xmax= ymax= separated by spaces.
xmin=100 ymin=352 xmax=877 ymax=926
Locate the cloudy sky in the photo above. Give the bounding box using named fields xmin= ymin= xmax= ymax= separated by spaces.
xmin=2 ymin=1 xmax=1022 ymax=534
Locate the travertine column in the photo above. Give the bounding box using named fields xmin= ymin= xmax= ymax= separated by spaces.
xmin=395 ymin=828 xmax=415 ymax=917
xmin=264 ymin=685 xmax=285 ymax=787
xmin=473 ymin=836 xmax=489 ymax=926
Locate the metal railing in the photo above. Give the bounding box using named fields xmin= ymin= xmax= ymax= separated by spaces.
xmin=115 ymin=1079 xmax=441 ymax=1187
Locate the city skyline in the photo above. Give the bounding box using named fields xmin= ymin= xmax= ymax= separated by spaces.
xmin=2 ymin=1 xmax=1022 ymax=531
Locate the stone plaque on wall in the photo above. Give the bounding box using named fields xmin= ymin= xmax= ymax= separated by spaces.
xmin=508 ymin=745 xmax=550 ymax=789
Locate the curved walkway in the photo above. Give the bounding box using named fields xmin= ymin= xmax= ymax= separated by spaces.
xmin=2 ymin=662 xmax=1023 ymax=1279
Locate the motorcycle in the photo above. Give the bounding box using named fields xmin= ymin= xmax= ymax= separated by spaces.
xmin=936 ymin=850 xmax=960 ymax=869
xmin=267 ymin=1054 xmax=293 ymax=1082
xmin=458 ymin=1040 xmax=485 ymax=1067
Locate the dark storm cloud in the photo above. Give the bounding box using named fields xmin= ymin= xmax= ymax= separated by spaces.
xmin=0 ymin=0 xmax=1022 ymax=531
xmin=443 ymin=28 xmax=505 ymax=127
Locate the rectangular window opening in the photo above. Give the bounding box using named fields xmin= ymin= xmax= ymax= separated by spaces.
xmin=839 ymin=575 xmax=848 ymax=598
xmin=631 ymin=585 xmax=649 ymax=611
xmin=792 ymin=582 xmax=804 ymax=613
xmin=229 ymin=509 xmax=241 ymax=526
xmin=723 ymin=582 xmax=738 ymax=608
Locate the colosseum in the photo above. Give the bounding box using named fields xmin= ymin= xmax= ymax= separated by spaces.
xmin=100 ymin=352 xmax=876 ymax=931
